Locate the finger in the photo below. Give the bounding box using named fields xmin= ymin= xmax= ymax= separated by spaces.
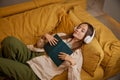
xmin=49 ymin=39 xmax=55 ymax=46
xmin=49 ymin=41 xmax=53 ymax=46
xmin=59 ymin=52 xmax=66 ymax=55
xmin=51 ymin=40 xmax=57 ymax=46
xmin=50 ymin=38 xmax=58 ymax=46
xmin=59 ymin=52 xmax=63 ymax=54
xmin=58 ymin=54 xmax=63 ymax=57
xmin=59 ymin=53 xmax=66 ymax=58
xmin=59 ymin=53 xmax=63 ymax=56
xmin=54 ymin=38 xmax=58 ymax=42
xmin=52 ymin=38 xmax=58 ymax=44
xmin=49 ymin=41 xmax=56 ymax=46
xmin=58 ymin=56 xmax=64 ymax=60
xmin=58 ymin=54 xmax=65 ymax=59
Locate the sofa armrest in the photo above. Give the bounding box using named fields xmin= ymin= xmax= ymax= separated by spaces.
xmin=101 ymin=41 xmax=120 ymax=79
xmin=81 ymin=66 xmax=104 ymax=80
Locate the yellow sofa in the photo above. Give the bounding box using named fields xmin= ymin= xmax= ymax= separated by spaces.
xmin=0 ymin=0 xmax=120 ymax=80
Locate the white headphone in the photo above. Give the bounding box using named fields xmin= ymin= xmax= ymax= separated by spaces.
xmin=84 ymin=30 xmax=95 ymax=44
xmin=74 ymin=26 xmax=95 ymax=44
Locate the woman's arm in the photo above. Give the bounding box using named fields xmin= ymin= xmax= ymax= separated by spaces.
xmin=68 ymin=65 xmax=81 ymax=80
xmin=34 ymin=38 xmax=45 ymax=48
xmin=34 ymin=33 xmax=56 ymax=48
xmin=27 ymin=37 xmax=45 ymax=52
xmin=27 ymin=33 xmax=58 ymax=52
xmin=59 ymin=49 xmax=83 ymax=80
xmin=68 ymin=49 xmax=83 ymax=80
xmin=27 ymin=45 xmax=44 ymax=52
xmin=58 ymin=52 xmax=81 ymax=80
xmin=30 ymin=32 xmax=66 ymax=52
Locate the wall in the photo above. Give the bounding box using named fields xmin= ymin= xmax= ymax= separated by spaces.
xmin=0 ymin=0 xmax=31 ymax=7
xmin=103 ymin=0 xmax=120 ymax=22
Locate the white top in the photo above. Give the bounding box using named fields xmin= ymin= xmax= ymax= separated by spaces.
xmin=27 ymin=33 xmax=83 ymax=80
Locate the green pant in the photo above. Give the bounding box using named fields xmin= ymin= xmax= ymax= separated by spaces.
xmin=0 ymin=36 xmax=42 ymax=80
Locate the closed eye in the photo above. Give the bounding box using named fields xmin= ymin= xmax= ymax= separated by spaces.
xmin=81 ymin=29 xmax=86 ymax=33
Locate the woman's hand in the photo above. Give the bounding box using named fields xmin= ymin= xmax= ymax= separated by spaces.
xmin=44 ymin=33 xmax=58 ymax=46
xmin=58 ymin=52 xmax=76 ymax=66
xmin=58 ymin=52 xmax=70 ymax=61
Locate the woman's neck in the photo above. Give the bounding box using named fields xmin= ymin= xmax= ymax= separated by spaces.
xmin=70 ymin=37 xmax=79 ymax=44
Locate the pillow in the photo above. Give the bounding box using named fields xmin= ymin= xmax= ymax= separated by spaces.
xmin=52 ymin=13 xmax=75 ymax=34
xmin=68 ymin=10 xmax=82 ymax=26
xmin=81 ymin=38 xmax=104 ymax=76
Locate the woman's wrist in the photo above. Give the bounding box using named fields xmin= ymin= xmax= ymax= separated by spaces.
xmin=44 ymin=33 xmax=49 ymax=38
xmin=67 ymin=57 xmax=76 ymax=66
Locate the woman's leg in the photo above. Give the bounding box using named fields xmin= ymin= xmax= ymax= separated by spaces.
xmin=0 ymin=58 xmax=40 ymax=80
xmin=1 ymin=36 xmax=35 ymax=63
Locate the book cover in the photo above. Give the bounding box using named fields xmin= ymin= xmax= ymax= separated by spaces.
xmin=44 ymin=34 xmax=73 ymax=66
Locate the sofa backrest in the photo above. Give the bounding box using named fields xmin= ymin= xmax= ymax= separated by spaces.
xmin=0 ymin=0 xmax=86 ymax=18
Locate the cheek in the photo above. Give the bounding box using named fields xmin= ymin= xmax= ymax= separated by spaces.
xmin=80 ymin=33 xmax=85 ymax=39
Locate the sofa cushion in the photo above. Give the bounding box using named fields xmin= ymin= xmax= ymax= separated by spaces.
xmin=0 ymin=5 xmax=66 ymax=44
xmin=81 ymin=38 xmax=104 ymax=76
xmin=52 ymin=13 xmax=75 ymax=34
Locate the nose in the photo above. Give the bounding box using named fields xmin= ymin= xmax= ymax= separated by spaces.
xmin=76 ymin=28 xmax=81 ymax=32
xmin=75 ymin=29 xmax=78 ymax=33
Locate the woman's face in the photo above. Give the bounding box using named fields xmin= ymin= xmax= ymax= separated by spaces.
xmin=73 ymin=24 xmax=88 ymax=40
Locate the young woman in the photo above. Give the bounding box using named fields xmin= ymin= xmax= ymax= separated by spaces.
xmin=0 ymin=22 xmax=95 ymax=80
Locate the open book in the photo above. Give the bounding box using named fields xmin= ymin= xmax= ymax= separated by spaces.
xmin=44 ymin=34 xmax=73 ymax=66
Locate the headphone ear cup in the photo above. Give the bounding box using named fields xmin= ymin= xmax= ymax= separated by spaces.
xmin=84 ymin=36 xmax=91 ymax=43
xmin=84 ymin=30 xmax=95 ymax=44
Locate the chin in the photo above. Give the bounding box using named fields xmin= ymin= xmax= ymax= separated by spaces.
xmin=73 ymin=33 xmax=76 ymax=38
xmin=73 ymin=35 xmax=82 ymax=40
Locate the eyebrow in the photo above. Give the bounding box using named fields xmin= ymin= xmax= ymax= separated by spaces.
xmin=78 ymin=25 xmax=87 ymax=32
